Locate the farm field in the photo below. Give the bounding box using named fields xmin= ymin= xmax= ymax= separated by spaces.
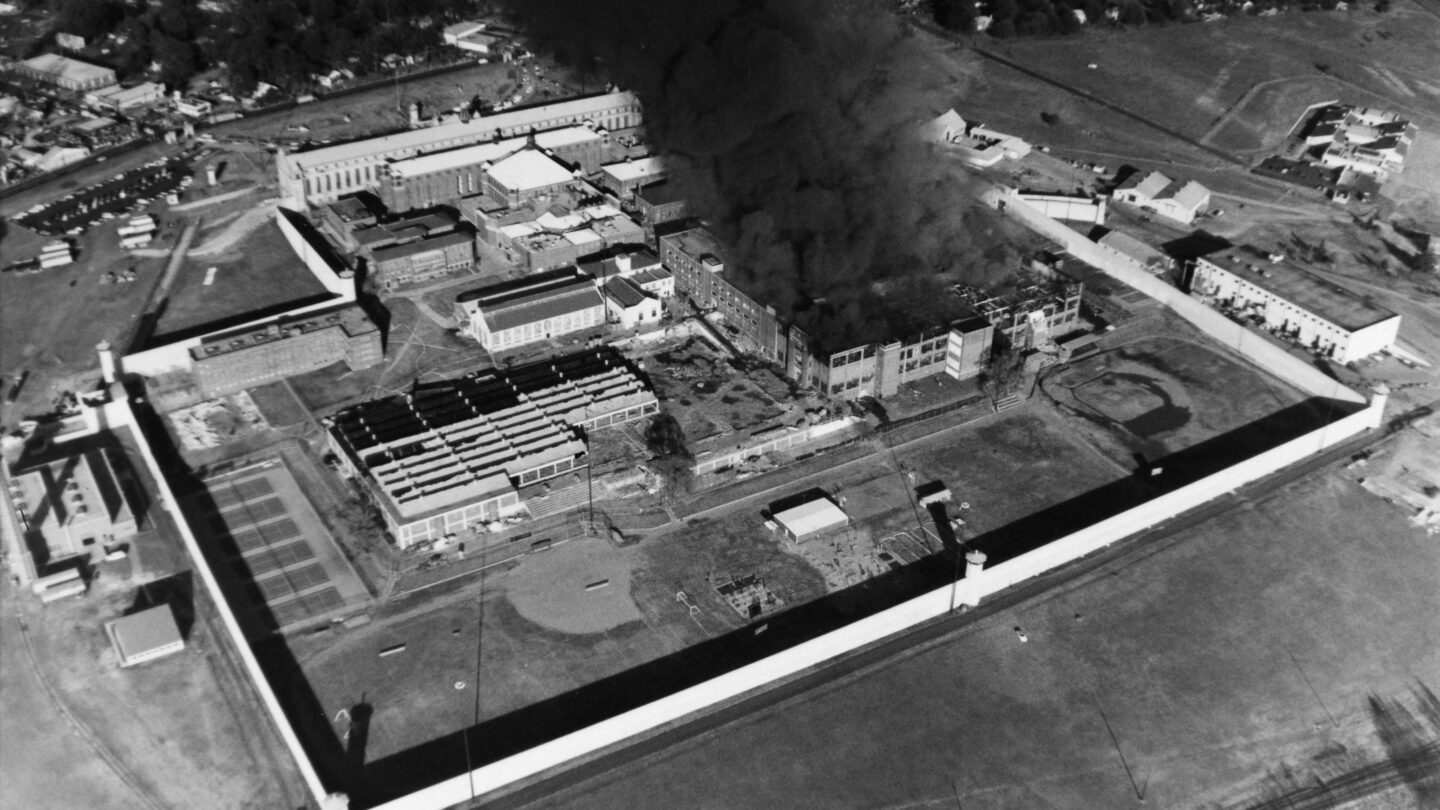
xmin=533 ymin=447 xmax=1440 ymax=810
xmin=973 ymin=6 xmax=1440 ymax=160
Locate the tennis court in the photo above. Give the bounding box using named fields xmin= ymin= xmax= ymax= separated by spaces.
xmin=197 ymin=460 xmax=367 ymax=632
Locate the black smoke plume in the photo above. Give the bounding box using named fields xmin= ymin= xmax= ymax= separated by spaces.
xmin=505 ymin=0 xmax=1006 ymax=352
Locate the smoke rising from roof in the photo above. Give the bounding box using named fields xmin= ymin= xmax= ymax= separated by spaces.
xmin=506 ymin=0 xmax=1004 ymax=351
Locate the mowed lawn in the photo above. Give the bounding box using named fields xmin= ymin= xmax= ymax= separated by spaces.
xmin=152 ymin=218 xmax=331 ymax=338
xmin=532 ymin=462 xmax=1440 ymax=810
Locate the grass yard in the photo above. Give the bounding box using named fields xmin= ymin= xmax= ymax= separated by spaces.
xmin=1041 ymin=329 xmax=1319 ymax=469
xmin=535 ymin=452 xmax=1440 ymax=810
xmin=151 ymin=218 xmax=332 ymax=340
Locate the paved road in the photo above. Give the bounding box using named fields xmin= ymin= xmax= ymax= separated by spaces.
xmin=480 ymin=414 xmax=1398 ymax=809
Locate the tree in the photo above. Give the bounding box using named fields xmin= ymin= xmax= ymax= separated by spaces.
xmin=644 ymin=413 xmax=694 ymax=496
xmin=934 ymin=0 xmax=977 ymax=31
xmin=55 ymin=0 xmax=124 ymax=40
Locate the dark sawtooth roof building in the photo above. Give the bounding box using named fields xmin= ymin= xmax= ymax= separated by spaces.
xmin=326 ymin=348 xmax=658 ymax=548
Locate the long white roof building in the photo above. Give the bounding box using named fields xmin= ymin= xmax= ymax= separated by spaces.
xmin=277 ymin=91 xmax=641 ymax=209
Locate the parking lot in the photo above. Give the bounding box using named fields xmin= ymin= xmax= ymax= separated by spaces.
xmin=15 ymin=157 xmax=191 ymax=238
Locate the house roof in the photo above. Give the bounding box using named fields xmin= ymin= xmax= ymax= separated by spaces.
xmin=773 ymin=497 xmax=849 ymax=537
xmin=1115 ymin=170 xmax=1172 ymax=200
xmin=1154 ymin=179 xmax=1209 ymax=209
xmin=487 ymin=149 xmax=575 ymax=192
xmin=109 ymin=605 xmax=183 ymax=661
xmin=604 ymin=275 xmax=648 ymax=308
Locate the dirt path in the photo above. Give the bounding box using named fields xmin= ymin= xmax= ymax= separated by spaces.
xmin=187 ymin=199 xmax=279 ymax=258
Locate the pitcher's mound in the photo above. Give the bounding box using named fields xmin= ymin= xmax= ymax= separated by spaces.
xmin=503 ymin=538 xmax=642 ymax=635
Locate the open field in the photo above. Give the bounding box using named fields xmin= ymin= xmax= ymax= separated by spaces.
xmin=151 ymin=217 xmax=332 ymax=341
xmin=531 ymin=436 xmax=1440 ymax=810
xmin=975 ymin=6 xmax=1440 ymax=160
xmin=0 ymin=217 xmax=177 ymax=413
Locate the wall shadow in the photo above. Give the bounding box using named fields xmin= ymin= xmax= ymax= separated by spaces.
xmin=288 ymin=394 xmax=1363 ymax=807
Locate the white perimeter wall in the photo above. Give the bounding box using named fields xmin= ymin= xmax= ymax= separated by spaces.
xmin=987 ymin=188 xmax=1365 ymax=405
xmin=374 ymin=392 xmax=1383 ymax=810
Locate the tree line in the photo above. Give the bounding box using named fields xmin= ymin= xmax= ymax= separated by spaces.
xmin=930 ymin=0 xmax=1356 ymax=38
xmin=47 ymin=0 xmax=487 ymax=94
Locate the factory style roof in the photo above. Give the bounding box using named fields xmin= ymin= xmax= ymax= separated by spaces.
xmin=19 ymin=53 xmax=116 ymax=87
xmin=330 ymin=349 xmax=656 ymax=523
xmin=286 ymin=92 xmax=637 ymax=171
xmin=1200 ymin=249 xmax=1398 ymax=331
xmin=486 ymin=149 xmax=576 ymax=192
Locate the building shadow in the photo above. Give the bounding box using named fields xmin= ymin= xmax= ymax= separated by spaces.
xmin=128 ymin=571 xmax=196 ymax=640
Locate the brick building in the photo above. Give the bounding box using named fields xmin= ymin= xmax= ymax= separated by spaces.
xmin=190 ymin=304 xmax=383 ymax=398
xmin=368 ymin=229 xmax=476 ymax=290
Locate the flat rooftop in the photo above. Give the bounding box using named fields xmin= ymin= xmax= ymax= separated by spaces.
xmin=191 ymin=303 xmax=377 ymax=360
xmin=387 ymin=137 xmax=525 ymax=179
xmin=1200 ymin=250 xmax=1397 ymax=331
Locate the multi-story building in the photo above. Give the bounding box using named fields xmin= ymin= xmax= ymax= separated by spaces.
xmin=1187 ymin=250 xmax=1400 ymax=363
xmin=11 ymin=53 xmax=116 ymax=92
xmin=376 ymin=126 xmax=604 ymax=213
xmin=454 ymin=268 xmax=606 ymax=352
xmin=636 ymin=182 xmax=690 ymax=233
xmin=277 ymin=92 xmax=641 ymax=210
xmin=659 ymin=227 xmax=791 ymax=363
xmin=599 ymin=156 xmax=668 ymax=197
xmin=9 ymin=449 xmax=137 ymax=567
xmin=189 ymin=304 xmax=383 ymax=398
xmin=327 ymin=348 xmax=659 ymax=548
xmin=952 ymin=276 xmax=1084 ymax=351
xmin=660 ymin=226 xmax=998 ymax=400
xmin=368 ymin=229 xmax=476 ymax=290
